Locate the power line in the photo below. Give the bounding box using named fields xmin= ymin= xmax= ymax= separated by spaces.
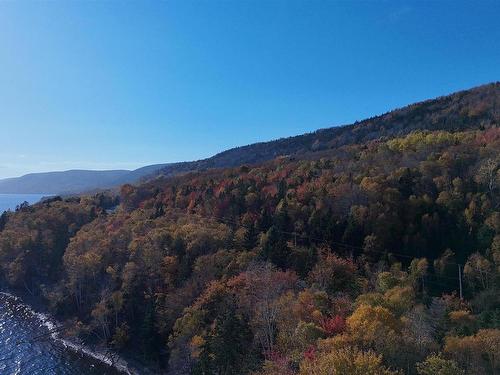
xmin=163 ymin=207 xmax=495 ymax=275
xmin=159 ymin=208 xmax=493 ymax=293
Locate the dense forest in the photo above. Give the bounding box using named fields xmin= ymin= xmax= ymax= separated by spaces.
xmin=0 ymin=84 xmax=499 ymax=374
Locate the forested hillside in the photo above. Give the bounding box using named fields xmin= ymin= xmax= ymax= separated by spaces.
xmin=0 ymin=85 xmax=499 ymax=374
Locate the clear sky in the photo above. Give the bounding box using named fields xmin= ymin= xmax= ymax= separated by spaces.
xmin=0 ymin=1 xmax=499 ymax=178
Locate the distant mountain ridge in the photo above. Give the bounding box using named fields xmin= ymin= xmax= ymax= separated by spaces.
xmin=0 ymin=167 xmax=170 ymax=195
xmin=0 ymin=82 xmax=498 ymax=194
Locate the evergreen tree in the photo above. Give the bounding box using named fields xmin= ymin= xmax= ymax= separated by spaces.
xmin=195 ymin=305 xmax=255 ymax=375
xmin=262 ymin=225 xmax=290 ymax=269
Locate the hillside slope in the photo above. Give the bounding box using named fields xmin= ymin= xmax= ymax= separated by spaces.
xmin=153 ymin=82 xmax=499 ymax=178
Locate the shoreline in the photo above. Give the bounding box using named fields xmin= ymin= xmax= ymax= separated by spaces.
xmin=0 ymin=291 xmax=141 ymax=375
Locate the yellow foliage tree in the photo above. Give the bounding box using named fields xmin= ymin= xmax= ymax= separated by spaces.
xmin=299 ymin=346 xmax=400 ymax=375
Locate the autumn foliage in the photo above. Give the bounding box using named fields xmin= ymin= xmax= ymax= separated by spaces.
xmin=0 ymin=87 xmax=499 ymax=374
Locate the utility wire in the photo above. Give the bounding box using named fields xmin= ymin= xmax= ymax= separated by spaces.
xmin=162 ymin=207 xmax=495 ymax=275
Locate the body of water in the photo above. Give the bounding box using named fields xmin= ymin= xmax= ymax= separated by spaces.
xmin=0 ymin=293 xmax=124 ymax=375
xmin=0 ymin=194 xmax=51 ymax=214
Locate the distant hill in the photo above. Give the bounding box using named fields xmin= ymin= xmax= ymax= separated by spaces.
xmin=0 ymin=170 xmax=130 ymax=194
xmin=0 ymin=164 xmax=177 ymax=195
xmin=0 ymin=82 xmax=498 ymax=194
xmin=0 ymin=166 xmax=170 ymax=194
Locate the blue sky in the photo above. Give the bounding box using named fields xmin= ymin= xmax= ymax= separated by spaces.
xmin=0 ymin=1 xmax=499 ymax=178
